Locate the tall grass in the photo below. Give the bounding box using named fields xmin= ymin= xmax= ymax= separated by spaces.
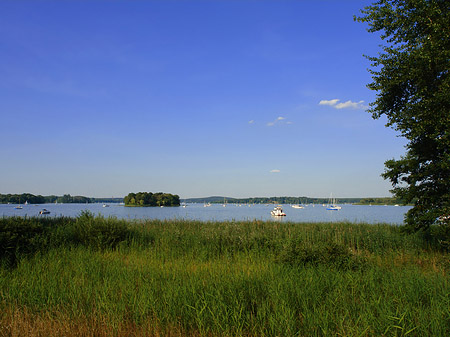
xmin=1 ymin=214 xmax=449 ymax=336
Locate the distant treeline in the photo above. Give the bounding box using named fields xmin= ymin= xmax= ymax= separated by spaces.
xmin=182 ymin=196 xmax=360 ymax=205
xmin=124 ymin=192 xmax=180 ymax=207
xmin=356 ymin=197 xmax=409 ymax=205
xmin=0 ymin=193 xmax=124 ymax=204
xmin=183 ymin=196 xmax=405 ymax=205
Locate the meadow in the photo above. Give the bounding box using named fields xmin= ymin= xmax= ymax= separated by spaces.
xmin=1 ymin=212 xmax=449 ymax=336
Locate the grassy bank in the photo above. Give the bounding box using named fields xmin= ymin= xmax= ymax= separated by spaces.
xmin=1 ymin=213 xmax=449 ymax=336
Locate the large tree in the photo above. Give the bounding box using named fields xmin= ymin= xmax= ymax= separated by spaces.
xmin=356 ymin=0 xmax=450 ymax=233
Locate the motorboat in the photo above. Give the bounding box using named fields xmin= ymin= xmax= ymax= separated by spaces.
xmin=271 ymin=206 xmax=286 ymax=216
xmin=291 ymin=204 xmax=304 ymax=209
xmin=14 ymin=205 xmax=23 ymax=209
xmin=103 ymin=204 xmax=110 ymax=207
xmin=39 ymin=209 xmax=50 ymax=215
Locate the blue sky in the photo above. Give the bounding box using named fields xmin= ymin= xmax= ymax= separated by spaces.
xmin=0 ymin=1 xmax=407 ymax=199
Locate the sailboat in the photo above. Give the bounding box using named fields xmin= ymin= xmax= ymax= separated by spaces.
xmin=326 ymin=194 xmax=341 ymax=211
xmin=291 ymin=199 xmax=304 ymax=209
xmin=15 ymin=197 xmax=23 ymax=209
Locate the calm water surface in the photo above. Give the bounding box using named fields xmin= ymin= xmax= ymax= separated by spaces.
xmin=1 ymin=203 xmax=411 ymax=225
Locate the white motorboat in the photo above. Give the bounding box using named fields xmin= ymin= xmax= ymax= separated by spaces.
xmin=39 ymin=209 xmax=50 ymax=215
xmin=291 ymin=204 xmax=304 ymax=209
xmin=271 ymin=206 xmax=286 ymax=216
xmin=103 ymin=204 xmax=110 ymax=207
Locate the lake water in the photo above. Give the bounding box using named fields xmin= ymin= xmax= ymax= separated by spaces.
xmin=1 ymin=203 xmax=411 ymax=225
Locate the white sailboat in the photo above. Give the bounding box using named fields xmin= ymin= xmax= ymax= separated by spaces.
xmin=326 ymin=194 xmax=341 ymax=211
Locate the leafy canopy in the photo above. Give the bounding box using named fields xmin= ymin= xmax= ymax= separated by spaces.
xmin=355 ymin=0 xmax=450 ymax=231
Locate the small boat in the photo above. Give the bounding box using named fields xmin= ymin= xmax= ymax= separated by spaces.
xmin=39 ymin=209 xmax=50 ymax=215
xmin=271 ymin=206 xmax=286 ymax=216
xmin=14 ymin=205 xmax=23 ymax=209
xmin=326 ymin=194 xmax=341 ymax=211
xmin=326 ymin=205 xmax=341 ymax=211
xmin=102 ymin=204 xmax=110 ymax=207
xmin=291 ymin=204 xmax=304 ymax=209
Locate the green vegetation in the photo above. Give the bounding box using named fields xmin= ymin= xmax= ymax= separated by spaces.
xmin=124 ymin=192 xmax=180 ymax=207
xmin=1 ymin=214 xmax=449 ymax=336
xmin=184 ymin=196 xmax=367 ymax=205
xmin=356 ymin=0 xmax=450 ymax=233
xmin=1 ymin=193 xmax=93 ymax=204
xmin=356 ymin=197 xmax=409 ymax=205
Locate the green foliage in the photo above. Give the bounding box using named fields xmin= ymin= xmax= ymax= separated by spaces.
xmin=0 ymin=193 xmax=46 ymax=204
xmin=356 ymin=0 xmax=450 ymax=233
xmin=278 ymin=240 xmax=366 ymax=270
xmin=0 ymin=193 xmax=92 ymax=204
xmin=357 ymin=197 xmax=407 ymax=205
xmin=124 ymin=191 xmax=180 ymax=207
xmin=0 ymin=213 xmax=130 ymax=267
xmin=67 ymin=211 xmax=130 ymax=250
xmin=0 ymin=217 xmax=63 ymax=267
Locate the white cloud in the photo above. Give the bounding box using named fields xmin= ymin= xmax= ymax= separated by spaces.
xmin=270 ymin=169 xmax=280 ymax=173
xmin=248 ymin=120 xmax=254 ymax=124
xmin=335 ymin=100 xmax=366 ymax=109
xmin=319 ymin=99 xmax=340 ymax=106
xmin=319 ymin=99 xmax=367 ymax=110
xmin=267 ymin=116 xmax=290 ymax=126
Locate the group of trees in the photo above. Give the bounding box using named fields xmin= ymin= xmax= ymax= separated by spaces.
xmin=0 ymin=193 xmax=46 ymax=204
xmin=356 ymin=0 xmax=450 ymax=239
xmin=124 ymin=192 xmax=180 ymax=207
xmin=357 ymin=197 xmax=407 ymax=205
xmin=0 ymin=193 xmax=92 ymax=204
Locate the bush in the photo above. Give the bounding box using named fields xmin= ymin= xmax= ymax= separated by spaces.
xmin=278 ymin=240 xmax=366 ymax=270
xmin=0 ymin=217 xmax=48 ymax=267
xmin=0 ymin=212 xmax=131 ymax=267
xmin=68 ymin=211 xmax=130 ymax=250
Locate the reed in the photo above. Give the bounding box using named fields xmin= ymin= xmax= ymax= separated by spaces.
xmin=1 ymin=215 xmax=449 ymax=336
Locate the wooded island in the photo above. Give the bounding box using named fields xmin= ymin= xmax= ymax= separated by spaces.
xmin=124 ymin=192 xmax=180 ymax=207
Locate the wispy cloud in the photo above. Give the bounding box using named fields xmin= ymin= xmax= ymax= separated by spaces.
xmin=267 ymin=116 xmax=291 ymax=127
xmin=319 ymin=99 xmax=340 ymax=106
xmin=270 ymin=169 xmax=280 ymax=173
xmin=319 ymin=99 xmax=367 ymax=110
xmin=248 ymin=120 xmax=255 ymax=124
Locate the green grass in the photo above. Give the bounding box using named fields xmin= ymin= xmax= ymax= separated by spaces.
xmin=1 ymin=214 xmax=449 ymax=336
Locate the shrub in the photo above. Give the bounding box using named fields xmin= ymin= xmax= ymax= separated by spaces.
xmin=0 ymin=217 xmax=48 ymax=267
xmin=68 ymin=211 xmax=130 ymax=250
xmin=277 ymin=240 xmax=366 ymax=270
